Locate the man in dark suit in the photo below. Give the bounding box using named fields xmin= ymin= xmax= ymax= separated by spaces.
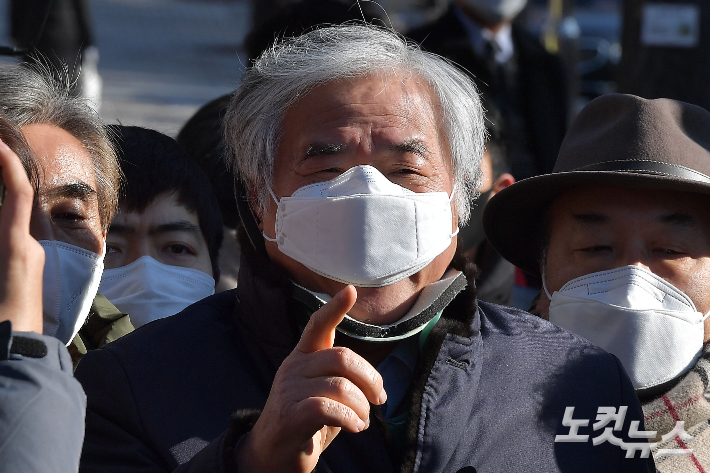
xmin=408 ymin=0 xmax=568 ymax=181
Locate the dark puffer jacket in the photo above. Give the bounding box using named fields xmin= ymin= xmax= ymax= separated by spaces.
xmin=76 ymin=246 xmax=654 ymax=473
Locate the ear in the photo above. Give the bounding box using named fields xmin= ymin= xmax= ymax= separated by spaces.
xmin=492 ymin=173 xmax=515 ymax=196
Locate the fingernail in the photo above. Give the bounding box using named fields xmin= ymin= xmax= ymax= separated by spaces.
xmin=378 ymin=388 xmax=387 ymax=405
xmin=357 ymin=418 xmax=366 ymax=432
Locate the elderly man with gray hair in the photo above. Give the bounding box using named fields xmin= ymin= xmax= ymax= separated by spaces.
xmin=77 ymin=25 xmax=652 ymax=472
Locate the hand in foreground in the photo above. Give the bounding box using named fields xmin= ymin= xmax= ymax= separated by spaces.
xmin=0 ymin=139 xmax=44 ymax=333
xmin=237 ymin=285 xmax=387 ymax=473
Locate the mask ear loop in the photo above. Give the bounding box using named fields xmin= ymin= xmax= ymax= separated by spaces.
xmin=262 ymin=183 xmax=281 ymax=243
xmin=449 ymin=183 xmax=460 ymax=238
xmin=541 ymin=266 xmax=553 ymax=300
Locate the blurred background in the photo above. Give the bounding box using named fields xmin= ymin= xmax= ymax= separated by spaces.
xmin=0 ymin=0 xmax=706 ymax=136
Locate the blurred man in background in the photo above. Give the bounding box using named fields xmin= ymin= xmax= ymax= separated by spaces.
xmin=408 ymin=0 xmax=568 ymax=182
xmin=10 ymin=0 xmax=102 ymax=108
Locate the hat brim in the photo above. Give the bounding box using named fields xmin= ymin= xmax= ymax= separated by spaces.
xmin=482 ymin=170 xmax=710 ymax=276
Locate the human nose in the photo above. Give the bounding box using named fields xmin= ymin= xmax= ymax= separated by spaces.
xmin=125 ymin=240 xmax=155 ymax=267
xmin=615 ymin=244 xmax=652 ymax=272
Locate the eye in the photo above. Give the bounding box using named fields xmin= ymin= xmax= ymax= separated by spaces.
xmin=393 ymin=168 xmax=418 ymax=175
xmin=105 ymin=245 xmax=121 ymax=255
xmin=167 ymin=244 xmax=193 ymax=255
xmin=54 ymin=212 xmax=85 ymax=222
xmin=654 ymin=248 xmax=685 ymax=256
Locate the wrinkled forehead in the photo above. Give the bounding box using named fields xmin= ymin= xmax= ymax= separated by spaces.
xmin=277 ymin=71 xmax=450 ymax=156
xmin=21 ymin=123 xmax=97 ymax=192
xmin=548 ymin=185 xmax=710 ymax=232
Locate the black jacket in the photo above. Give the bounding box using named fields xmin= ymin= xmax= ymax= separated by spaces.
xmin=408 ymin=8 xmax=568 ymax=179
xmin=76 ymin=247 xmax=654 ymax=472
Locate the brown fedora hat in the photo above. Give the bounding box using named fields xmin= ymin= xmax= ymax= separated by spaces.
xmin=483 ymin=93 xmax=710 ymax=276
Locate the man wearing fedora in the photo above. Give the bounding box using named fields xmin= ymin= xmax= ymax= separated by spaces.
xmin=484 ymin=93 xmax=710 ymax=472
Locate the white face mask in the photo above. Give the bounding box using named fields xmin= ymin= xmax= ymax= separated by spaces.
xmin=459 ymin=0 xmax=528 ymax=23
xmin=263 ymin=165 xmax=458 ymax=287
xmin=40 ymin=240 xmax=105 ymax=345
xmin=99 ymin=256 xmax=215 ymax=328
xmin=545 ymin=265 xmax=710 ymax=394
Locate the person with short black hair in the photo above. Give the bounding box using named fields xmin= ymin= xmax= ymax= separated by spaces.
xmin=98 ymin=125 xmax=223 ymax=330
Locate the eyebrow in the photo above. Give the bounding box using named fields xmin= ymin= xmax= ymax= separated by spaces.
xmin=149 ymin=220 xmax=200 ymax=236
xmin=572 ymin=212 xmax=610 ymax=226
xmin=107 ymin=223 xmax=134 ymax=235
xmin=305 ymin=144 xmax=347 ymax=158
xmin=390 ymin=138 xmax=429 ymax=158
xmin=45 ymin=182 xmax=97 ymax=201
xmin=108 ymin=220 xmax=201 ymax=236
xmin=659 ymin=212 xmax=696 ymax=227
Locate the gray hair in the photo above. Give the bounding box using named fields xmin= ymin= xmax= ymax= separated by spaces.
xmin=224 ymin=24 xmax=485 ymax=224
xmin=0 ymin=61 xmax=120 ymax=231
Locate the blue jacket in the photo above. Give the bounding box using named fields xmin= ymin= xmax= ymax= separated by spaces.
xmin=76 ymin=251 xmax=654 ymax=472
xmin=0 ymin=320 xmax=86 ymax=472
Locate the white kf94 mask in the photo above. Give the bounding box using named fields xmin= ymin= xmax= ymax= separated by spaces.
xmin=40 ymin=240 xmax=105 ymax=345
xmin=546 ymin=265 xmax=710 ymax=394
xmin=99 ymin=256 xmax=215 ymax=329
xmin=263 ymin=165 xmax=459 ymax=287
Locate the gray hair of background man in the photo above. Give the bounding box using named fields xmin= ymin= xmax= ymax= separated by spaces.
xmin=224 ymin=24 xmax=486 ymax=224
xmin=0 ymin=62 xmax=120 ymax=231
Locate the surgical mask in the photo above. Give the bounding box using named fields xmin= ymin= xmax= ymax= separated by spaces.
xmin=99 ymin=256 xmax=215 ymax=328
xmin=40 ymin=240 xmax=105 ymax=345
xmin=545 ymin=265 xmax=710 ymax=394
xmin=459 ymin=0 xmax=528 ymax=24
xmin=263 ymin=165 xmax=458 ymax=287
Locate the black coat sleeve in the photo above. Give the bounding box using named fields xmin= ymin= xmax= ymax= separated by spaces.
xmin=77 ymin=347 xmax=240 ymax=473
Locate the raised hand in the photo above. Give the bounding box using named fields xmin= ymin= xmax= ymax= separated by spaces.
xmin=237 ymin=285 xmax=387 ymax=473
xmin=0 ymin=139 xmax=44 ymax=333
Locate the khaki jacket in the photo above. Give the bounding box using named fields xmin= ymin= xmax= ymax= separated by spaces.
xmin=69 ymin=293 xmax=134 ymax=369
